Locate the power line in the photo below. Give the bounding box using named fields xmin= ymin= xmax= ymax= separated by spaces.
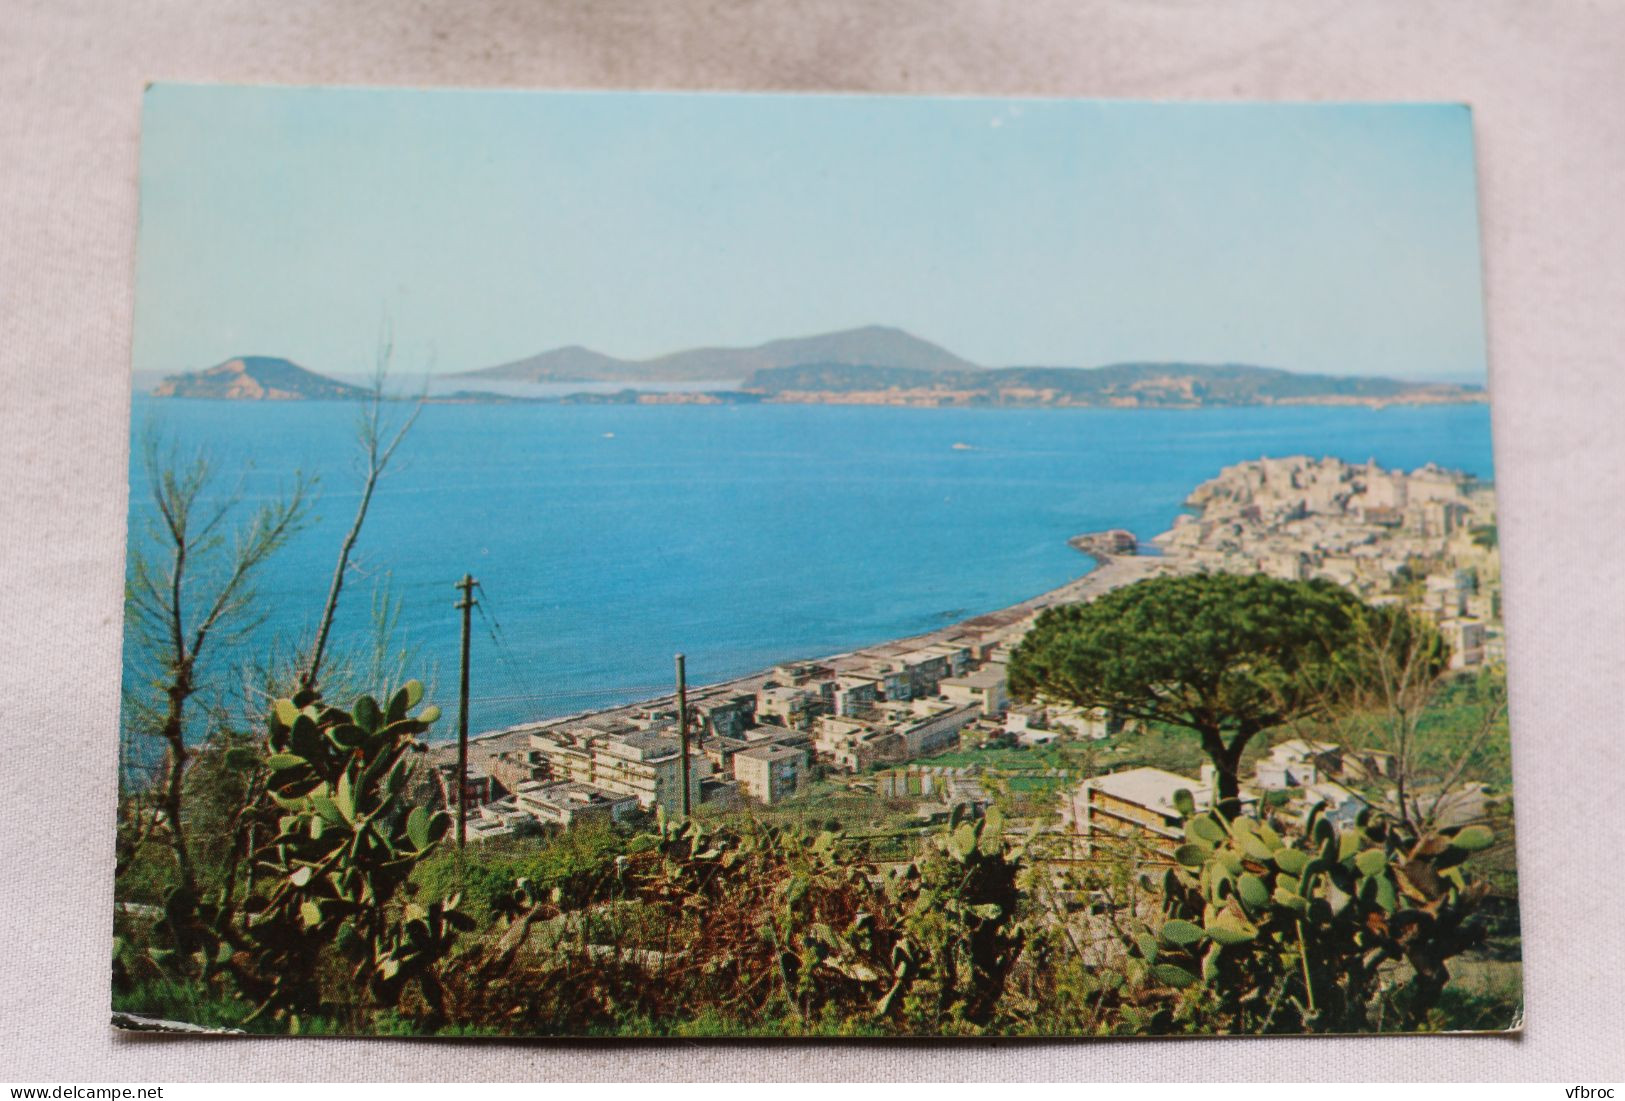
xmin=472 ymin=582 xmax=553 ymax=723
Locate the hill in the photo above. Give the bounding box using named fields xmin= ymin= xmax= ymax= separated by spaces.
xmin=150 ymin=342 xmax=1485 ymax=409
xmin=739 ymin=361 xmax=1484 ymax=408
xmin=458 ymin=325 xmax=978 ymax=383
xmin=151 ymin=357 xmax=372 ymax=401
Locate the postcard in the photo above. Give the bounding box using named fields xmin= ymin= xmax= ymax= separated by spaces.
xmin=114 ymin=86 xmax=1519 ymax=1037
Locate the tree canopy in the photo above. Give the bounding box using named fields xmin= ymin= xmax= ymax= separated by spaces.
xmin=1007 ymin=572 xmax=1370 ymax=807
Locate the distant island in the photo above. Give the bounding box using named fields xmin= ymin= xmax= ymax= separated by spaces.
xmin=151 ymin=356 xmax=372 ymax=401
xmin=729 ymin=361 xmax=1481 ymax=409
xmin=458 ymin=324 xmax=977 ymax=384
xmin=146 ymin=328 xmax=1486 ymax=409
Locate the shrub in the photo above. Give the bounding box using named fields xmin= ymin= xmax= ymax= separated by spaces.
xmin=235 ymin=681 xmax=468 ymax=1027
xmin=442 ymin=808 xmax=1029 ymax=1036
xmin=1114 ymin=793 xmax=1494 ymax=1033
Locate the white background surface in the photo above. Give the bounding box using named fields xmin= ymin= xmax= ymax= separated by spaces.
xmin=3 ymin=0 xmax=1623 ymax=1082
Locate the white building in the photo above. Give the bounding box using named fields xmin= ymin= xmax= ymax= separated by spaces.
xmin=938 ymin=662 xmax=1009 ymax=718
xmin=1049 ymin=705 xmax=1122 ymax=741
xmin=829 ymin=675 xmax=880 ymax=717
xmin=527 ymin=727 xmax=707 ymax=818
xmin=814 ymin=715 xmax=902 ymax=772
xmin=1301 ymin=782 xmax=1363 ymax=828
xmin=896 ymin=700 xmax=979 ymax=757
xmin=733 ymin=744 xmax=808 ymax=804
xmin=1062 ymin=767 xmax=1223 ymax=857
xmin=1253 ymin=739 xmax=1339 ymax=790
xmin=756 ymin=683 xmax=825 ymax=728
xmin=513 ymin=779 xmax=641 ymax=827
xmin=1441 ymin=617 xmax=1487 ymax=668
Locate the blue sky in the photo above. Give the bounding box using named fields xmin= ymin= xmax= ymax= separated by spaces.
xmin=133 ymin=87 xmax=1488 ymax=382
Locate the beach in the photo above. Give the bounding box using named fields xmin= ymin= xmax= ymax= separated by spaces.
xmin=428 ymin=536 xmax=1178 ymax=777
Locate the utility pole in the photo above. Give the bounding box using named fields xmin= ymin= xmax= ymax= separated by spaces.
xmin=675 ymin=652 xmax=691 ymax=819
xmin=455 ymin=573 xmax=478 ymax=850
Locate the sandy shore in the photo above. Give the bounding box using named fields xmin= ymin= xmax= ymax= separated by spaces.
xmin=429 ymin=535 xmax=1186 ymax=775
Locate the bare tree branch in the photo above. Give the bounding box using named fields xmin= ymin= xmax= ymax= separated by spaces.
xmin=119 ymin=426 xmax=312 ymax=893
xmin=300 ymin=334 xmax=425 ymax=695
xmin=1283 ymin=604 xmax=1501 ymax=835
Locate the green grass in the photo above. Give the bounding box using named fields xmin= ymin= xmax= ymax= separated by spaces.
xmin=738 ymin=779 xmax=926 ymax=834
xmin=604 ymin=1005 xmax=899 ymax=1039
xmin=923 ymin=741 xmax=1096 ymax=772
xmin=410 ymin=824 xmax=630 ymax=923
xmin=1432 ymin=961 xmax=1523 ymax=1032
xmin=113 ymin=838 xmax=182 ymax=908
xmin=113 ymin=978 xmax=258 ymax=1033
xmin=1377 ymin=959 xmax=1523 ymax=1034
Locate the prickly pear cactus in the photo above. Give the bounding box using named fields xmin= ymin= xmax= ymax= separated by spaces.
xmin=239 ymin=682 xmax=470 ymax=1022
xmin=1123 ymin=792 xmax=1493 ymax=1033
xmin=478 ymin=805 xmax=1031 ymax=1033
xmin=892 ymin=804 xmax=1028 ymax=1028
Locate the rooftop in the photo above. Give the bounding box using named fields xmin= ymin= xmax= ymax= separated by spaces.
xmin=759 ymin=684 xmax=815 ymax=698
xmin=1271 ymin=739 xmax=1337 ymax=759
xmin=1086 ymin=767 xmax=1212 ymax=816
xmin=744 ymin=723 xmax=806 ymax=743
xmin=598 ymin=731 xmax=681 ymax=760
xmin=519 ymin=779 xmax=635 ymax=808
xmin=690 ymin=694 xmax=754 ymax=714
xmin=941 ymin=663 xmax=1007 ymax=690
xmin=736 ymin=744 xmax=804 ymax=763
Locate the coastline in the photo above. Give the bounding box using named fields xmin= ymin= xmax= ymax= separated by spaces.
xmin=428 ymin=533 xmax=1181 ymax=773
xmin=427 ymin=448 xmax=1500 ymax=780
xmin=142 ymin=389 xmax=1490 ymax=411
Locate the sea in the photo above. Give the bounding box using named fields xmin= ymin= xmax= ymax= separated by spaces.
xmin=123 ymin=398 xmax=1495 ymax=740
